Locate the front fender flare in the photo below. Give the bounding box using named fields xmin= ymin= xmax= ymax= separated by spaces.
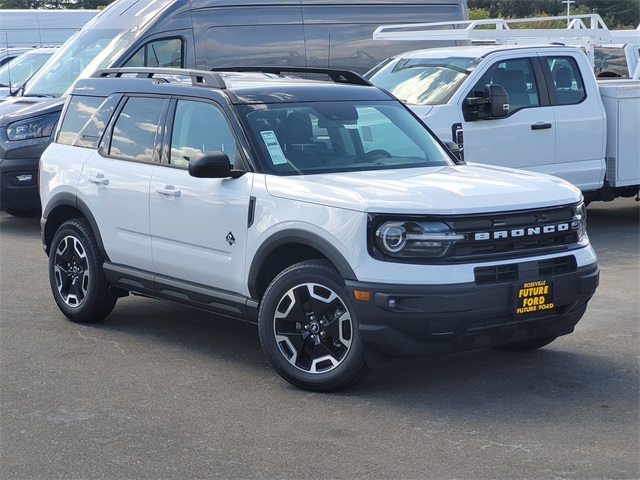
xmin=247 ymin=229 xmax=357 ymax=299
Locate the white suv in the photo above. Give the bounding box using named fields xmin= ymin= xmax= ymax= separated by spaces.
xmin=39 ymin=67 xmax=600 ymax=391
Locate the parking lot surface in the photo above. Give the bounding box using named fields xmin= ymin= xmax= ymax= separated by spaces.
xmin=1 ymin=198 xmax=638 ymax=479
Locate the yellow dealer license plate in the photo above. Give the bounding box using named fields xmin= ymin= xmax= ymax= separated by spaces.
xmin=515 ymin=280 xmax=554 ymax=315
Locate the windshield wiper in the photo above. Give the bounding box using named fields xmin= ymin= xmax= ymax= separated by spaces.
xmin=23 ymin=93 xmax=57 ymax=98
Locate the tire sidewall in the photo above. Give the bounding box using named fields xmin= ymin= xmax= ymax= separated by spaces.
xmin=49 ymin=219 xmax=109 ymax=322
xmin=258 ymin=260 xmax=367 ymax=391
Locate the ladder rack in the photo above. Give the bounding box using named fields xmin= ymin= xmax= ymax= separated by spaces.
xmin=373 ymin=14 xmax=640 ymax=68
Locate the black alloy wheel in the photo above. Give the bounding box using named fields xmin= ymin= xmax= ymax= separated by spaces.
xmin=259 ymin=260 xmax=368 ymax=391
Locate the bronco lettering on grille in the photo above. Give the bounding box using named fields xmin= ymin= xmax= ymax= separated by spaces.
xmin=474 ymin=222 xmax=573 ymax=241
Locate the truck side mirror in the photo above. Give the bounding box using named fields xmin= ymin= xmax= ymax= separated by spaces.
xmin=463 ymin=84 xmax=509 ymax=121
xmin=485 ymin=84 xmax=509 ymax=118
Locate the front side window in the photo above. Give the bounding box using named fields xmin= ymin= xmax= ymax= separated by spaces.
xmin=169 ymin=100 xmax=236 ymax=167
xmin=239 ymin=101 xmax=452 ymax=175
xmin=109 ymin=96 xmax=165 ymax=162
xmin=366 ymin=56 xmax=481 ymax=105
xmin=468 ymin=58 xmax=540 ymax=113
xmin=546 ymin=56 xmax=586 ymax=106
xmin=123 ymin=38 xmax=183 ymax=68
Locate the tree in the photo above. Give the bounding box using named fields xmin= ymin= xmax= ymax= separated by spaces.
xmin=0 ymin=0 xmax=114 ymax=8
xmin=466 ymin=0 xmax=639 ymax=29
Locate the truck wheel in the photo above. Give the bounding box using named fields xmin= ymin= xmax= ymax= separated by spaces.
xmin=49 ymin=218 xmax=116 ymax=323
xmin=497 ymin=335 xmax=558 ymax=352
xmin=258 ymin=260 xmax=369 ymax=391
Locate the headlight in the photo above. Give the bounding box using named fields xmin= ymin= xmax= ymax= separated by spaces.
xmin=374 ymin=220 xmax=464 ymax=260
xmin=7 ymin=113 xmax=59 ymax=141
xmin=573 ymin=202 xmax=587 ymax=242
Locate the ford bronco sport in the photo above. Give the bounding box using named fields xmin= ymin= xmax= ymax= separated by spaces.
xmin=39 ymin=67 xmax=599 ymax=391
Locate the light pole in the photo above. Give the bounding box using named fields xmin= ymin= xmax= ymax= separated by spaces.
xmin=562 ymin=0 xmax=576 ymax=27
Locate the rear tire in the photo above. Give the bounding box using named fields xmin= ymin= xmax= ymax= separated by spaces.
xmin=258 ymin=260 xmax=369 ymax=391
xmin=49 ymin=218 xmax=116 ymax=323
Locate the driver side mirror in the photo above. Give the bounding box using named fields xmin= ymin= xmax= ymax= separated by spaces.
xmin=485 ymin=84 xmax=509 ymax=118
xmin=463 ymin=83 xmax=509 ymax=121
xmin=188 ymin=150 xmax=244 ymax=179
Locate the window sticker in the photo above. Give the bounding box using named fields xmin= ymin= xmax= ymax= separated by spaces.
xmin=261 ymin=130 xmax=287 ymax=165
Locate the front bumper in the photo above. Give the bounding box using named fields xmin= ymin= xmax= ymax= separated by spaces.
xmin=346 ymin=262 xmax=599 ymax=362
xmin=0 ymin=156 xmax=41 ymax=214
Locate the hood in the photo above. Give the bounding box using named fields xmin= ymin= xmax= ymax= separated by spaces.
xmin=265 ymin=164 xmax=582 ymax=215
xmin=408 ymin=105 xmax=434 ymax=117
xmin=0 ymin=97 xmax=65 ymax=127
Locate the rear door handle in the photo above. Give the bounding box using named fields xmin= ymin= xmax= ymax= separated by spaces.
xmin=87 ymin=173 xmax=109 ymax=185
xmin=531 ymin=123 xmax=552 ymax=130
xmin=155 ymin=186 xmax=181 ymax=197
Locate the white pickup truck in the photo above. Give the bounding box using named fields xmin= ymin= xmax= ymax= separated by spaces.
xmin=367 ymin=15 xmax=640 ymax=204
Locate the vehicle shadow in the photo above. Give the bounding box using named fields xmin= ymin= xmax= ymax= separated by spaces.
xmin=78 ymin=293 xmax=637 ymax=423
xmin=3 ymin=207 xmax=636 ymax=413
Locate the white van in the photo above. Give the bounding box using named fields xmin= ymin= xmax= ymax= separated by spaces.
xmin=0 ymin=0 xmax=469 ymax=217
xmin=0 ymin=9 xmax=99 ymax=48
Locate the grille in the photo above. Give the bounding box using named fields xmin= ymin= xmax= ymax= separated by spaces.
xmin=474 ymin=255 xmax=577 ymax=285
xmin=445 ymin=204 xmax=580 ymax=262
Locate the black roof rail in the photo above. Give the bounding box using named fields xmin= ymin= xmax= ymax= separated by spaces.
xmin=210 ymin=66 xmax=373 ymax=86
xmin=91 ymin=68 xmax=227 ymax=89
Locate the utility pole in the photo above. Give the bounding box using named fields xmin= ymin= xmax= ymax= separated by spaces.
xmin=562 ymin=0 xmax=576 ymax=26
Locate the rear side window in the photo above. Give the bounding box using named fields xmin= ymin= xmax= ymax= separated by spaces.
xmin=57 ymin=96 xmax=106 ymax=146
xmin=108 ymin=97 xmax=165 ymax=162
xmin=74 ymin=95 xmax=121 ymax=149
xmin=123 ymin=38 xmax=183 ymax=68
xmin=594 ymin=46 xmax=628 ymax=78
xmin=546 ymin=57 xmax=586 ymax=105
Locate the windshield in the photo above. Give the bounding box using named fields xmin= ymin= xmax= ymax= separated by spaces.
xmin=0 ymin=51 xmax=53 ymax=90
xmin=22 ymin=28 xmax=132 ymax=97
xmin=365 ymin=56 xmax=481 ymax=105
xmin=239 ymin=101 xmax=452 ymax=175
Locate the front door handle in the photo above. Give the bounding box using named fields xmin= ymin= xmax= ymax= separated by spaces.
xmin=531 ymin=123 xmax=552 ymax=130
xmin=155 ymin=186 xmax=181 ymax=197
xmin=87 ymin=173 xmax=109 ymax=185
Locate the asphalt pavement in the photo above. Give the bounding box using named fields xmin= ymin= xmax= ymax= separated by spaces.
xmin=1 ymin=198 xmax=638 ymax=479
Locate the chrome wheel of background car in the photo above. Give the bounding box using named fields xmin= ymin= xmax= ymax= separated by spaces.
xmin=259 ymin=260 xmax=368 ymax=391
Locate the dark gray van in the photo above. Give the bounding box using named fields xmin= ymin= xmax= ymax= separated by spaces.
xmin=0 ymin=0 xmax=468 ymax=216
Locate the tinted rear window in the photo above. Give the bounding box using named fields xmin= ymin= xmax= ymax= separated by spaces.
xmin=57 ymin=95 xmax=107 ymax=146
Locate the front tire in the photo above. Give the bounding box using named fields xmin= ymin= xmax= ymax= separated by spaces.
xmin=258 ymin=260 xmax=369 ymax=391
xmin=49 ymin=218 xmax=116 ymax=323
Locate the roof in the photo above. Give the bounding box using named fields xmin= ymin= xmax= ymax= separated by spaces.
xmin=387 ymin=44 xmax=580 ymax=60
xmin=72 ymin=67 xmax=394 ymax=104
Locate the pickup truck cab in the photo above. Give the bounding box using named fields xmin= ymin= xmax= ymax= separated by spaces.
xmin=366 ymin=43 xmax=640 ymax=204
